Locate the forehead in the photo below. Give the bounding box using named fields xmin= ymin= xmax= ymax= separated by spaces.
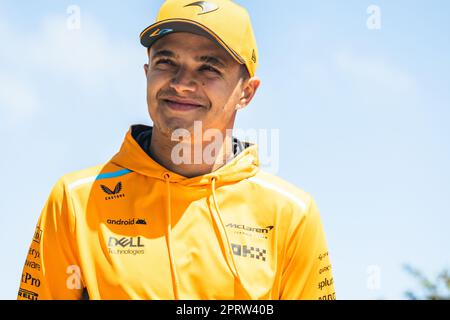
xmin=150 ymin=32 xmax=233 ymax=64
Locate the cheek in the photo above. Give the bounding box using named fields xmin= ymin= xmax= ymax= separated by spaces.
xmin=218 ymin=86 xmax=242 ymax=113
xmin=146 ymin=73 xmax=166 ymax=121
xmin=147 ymin=73 xmax=160 ymax=95
xmin=203 ymin=81 xmax=234 ymax=109
xmin=147 ymin=72 xmax=168 ymax=103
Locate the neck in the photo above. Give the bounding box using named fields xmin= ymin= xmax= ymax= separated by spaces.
xmin=149 ymin=126 xmax=235 ymax=178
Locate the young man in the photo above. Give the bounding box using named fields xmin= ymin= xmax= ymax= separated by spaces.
xmin=18 ymin=0 xmax=336 ymax=300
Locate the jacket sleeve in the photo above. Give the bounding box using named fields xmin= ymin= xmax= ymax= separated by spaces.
xmin=280 ymin=196 xmax=336 ymax=300
xmin=17 ymin=179 xmax=85 ymax=300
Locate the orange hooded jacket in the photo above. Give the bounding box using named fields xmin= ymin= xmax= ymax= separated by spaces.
xmin=18 ymin=125 xmax=335 ymax=300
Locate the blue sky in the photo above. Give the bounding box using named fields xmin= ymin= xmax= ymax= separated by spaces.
xmin=1 ymin=0 xmax=449 ymax=299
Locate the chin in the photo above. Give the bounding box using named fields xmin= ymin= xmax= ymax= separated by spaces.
xmin=157 ymin=117 xmax=199 ymax=137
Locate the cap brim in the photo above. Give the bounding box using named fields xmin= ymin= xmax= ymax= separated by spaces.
xmin=140 ymin=18 xmax=245 ymax=65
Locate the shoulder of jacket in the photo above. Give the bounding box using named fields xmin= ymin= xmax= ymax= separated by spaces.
xmin=246 ymin=170 xmax=314 ymax=213
xmin=56 ymin=162 xmax=131 ymax=193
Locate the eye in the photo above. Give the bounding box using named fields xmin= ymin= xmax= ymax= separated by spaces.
xmin=155 ymin=58 xmax=175 ymax=66
xmin=200 ymin=65 xmax=221 ymax=75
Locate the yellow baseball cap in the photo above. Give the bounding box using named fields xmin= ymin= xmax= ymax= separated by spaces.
xmin=140 ymin=0 xmax=258 ymax=77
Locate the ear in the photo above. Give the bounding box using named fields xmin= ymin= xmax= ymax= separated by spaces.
xmin=236 ymin=77 xmax=261 ymax=110
xmin=144 ymin=64 xmax=149 ymax=76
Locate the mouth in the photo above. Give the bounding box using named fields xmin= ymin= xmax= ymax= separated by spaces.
xmin=162 ymin=98 xmax=205 ymax=112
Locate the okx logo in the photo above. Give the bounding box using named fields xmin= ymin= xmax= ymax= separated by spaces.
xmin=107 ymin=236 xmax=145 ymax=255
xmin=100 ymin=182 xmax=125 ymax=201
xmin=231 ymin=243 xmax=267 ymax=262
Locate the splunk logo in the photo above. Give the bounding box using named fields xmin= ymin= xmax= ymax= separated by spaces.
xmin=107 ymin=236 xmax=145 ymax=255
xmin=318 ymin=277 xmax=334 ymax=291
xmin=231 ymin=243 xmax=267 ymax=262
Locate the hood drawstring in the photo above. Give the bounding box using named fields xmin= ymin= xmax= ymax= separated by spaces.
xmin=209 ymin=177 xmax=247 ymax=296
xmin=163 ymin=173 xmax=247 ymax=299
xmin=163 ymin=173 xmax=180 ymax=300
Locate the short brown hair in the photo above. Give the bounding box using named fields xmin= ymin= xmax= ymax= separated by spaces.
xmin=240 ymin=65 xmax=250 ymax=80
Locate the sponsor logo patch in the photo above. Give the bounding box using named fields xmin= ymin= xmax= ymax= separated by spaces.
xmin=33 ymin=227 xmax=43 ymax=244
xmin=231 ymin=243 xmax=267 ymax=262
xmin=107 ymin=236 xmax=145 ymax=255
xmin=18 ymin=288 xmax=38 ymax=300
xmin=24 ymin=260 xmax=41 ymax=271
xmin=107 ymin=218 xmax=147 ymax=226
xmin=226 ymin=223 xmax=274 ymax=240
xmin=100 ymin=182 xmax=126 ymax=200
xmin=184 ymin=1 xmax=219 ymax=15
xmin=21 ymin=272 xmax=41 ymax=288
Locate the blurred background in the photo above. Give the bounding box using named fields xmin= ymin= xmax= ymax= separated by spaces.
xmin=1 ymin=0 xmax=449 ymax=299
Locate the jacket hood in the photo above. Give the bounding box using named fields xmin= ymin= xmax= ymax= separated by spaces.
xmin=111 ymin=125 xmax=260 ymax=187
xmin=110 ymin=125 xmax=261 ymax=299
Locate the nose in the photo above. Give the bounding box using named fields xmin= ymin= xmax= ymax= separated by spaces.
xmin=169 ymin=67 xmax=198 ymax=93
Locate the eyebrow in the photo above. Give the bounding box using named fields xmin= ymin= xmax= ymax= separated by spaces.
xmin=152 ymin=49 xmax=227 ymax=68
xmin=198 ymin=55 xmax=227 ymax=68
xmin=152 ymin=50 xmax=176 ymax=60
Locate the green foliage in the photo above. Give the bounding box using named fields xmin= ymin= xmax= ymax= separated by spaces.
xmin=403 ymin=264 xmax=450 ymax=300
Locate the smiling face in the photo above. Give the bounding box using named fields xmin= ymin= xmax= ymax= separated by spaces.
xmin=144 ymin=32 xmax=259 ymax=138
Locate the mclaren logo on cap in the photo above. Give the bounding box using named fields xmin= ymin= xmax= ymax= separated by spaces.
xmin=184 ymin=1 xmax=219 ymax=15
